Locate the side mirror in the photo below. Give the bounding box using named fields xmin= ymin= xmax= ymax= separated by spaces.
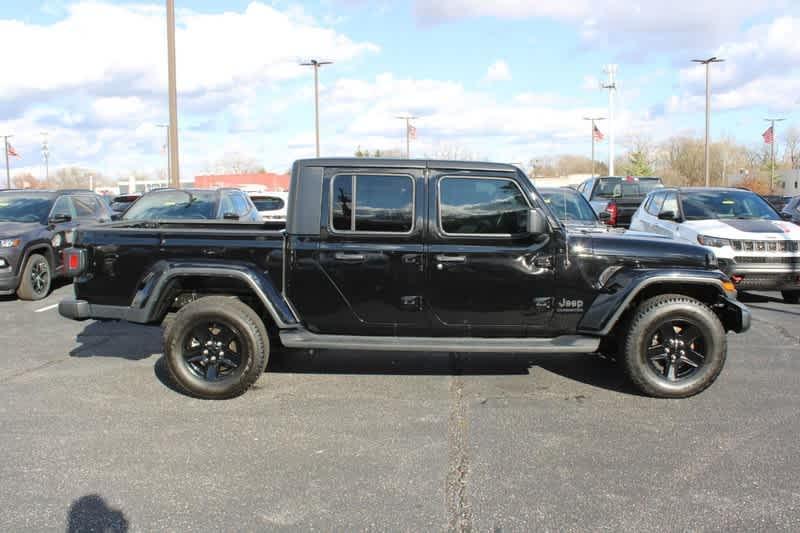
xmin=780 ymin=211 xmax=793 ymax=221
xmin=527 ymin=208 xmax=548 ymax=235
xmin=49 ymin=214 xmax=72 ymax=224
xmin=598 ymin=211 xmax=612 ymax=222
xmin=223 ymin=212 xmax=240 ymax=221
xmin=110 ymin=213 xmax=122 ymax=221
xmin=658 ymin=210 xmax=679 ymax=222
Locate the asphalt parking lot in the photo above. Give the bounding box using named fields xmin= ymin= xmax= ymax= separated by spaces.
xmin=1 ymin=285 xmax=799 ymax=531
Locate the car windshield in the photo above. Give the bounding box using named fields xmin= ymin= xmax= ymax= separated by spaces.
xmin=252 ymin=196 xmax=285 ymax=211
xmin=681 ymin=190 xmax=781 ymax=221
xmin=0 ymin=193 xmax=53 ymax=223
xmin=123 ymin=190 xmax=218 ymax=220
xmin=540 ymin=189 xmax=597 ymax=223
xmin=592 ymin=177 xmax=662 ymax=199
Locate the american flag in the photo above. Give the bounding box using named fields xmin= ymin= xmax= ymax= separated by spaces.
xmin=763 ymin=126 xmax=774 ymax=145
xmin=408 ymin=123 xmax=417 ymax=140
xmin=593 ymin=124 xmax=604 ymax=141
xmin=7 ymin=144 xmax=19 ymax=158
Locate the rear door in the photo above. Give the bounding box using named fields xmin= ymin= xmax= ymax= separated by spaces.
xmin=426 ymin=171 xmax=556 ymax=338
xmin=312 ymin=168 xmax=428 ymax=336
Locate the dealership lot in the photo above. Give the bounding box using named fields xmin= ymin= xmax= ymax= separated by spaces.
xmin=1 ymin=285 xmax=799 ymax=531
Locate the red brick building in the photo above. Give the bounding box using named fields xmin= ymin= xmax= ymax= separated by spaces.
xmin=194 ymin=172 xmax=290 ymax=191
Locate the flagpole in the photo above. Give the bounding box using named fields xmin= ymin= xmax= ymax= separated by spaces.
xmin=583 ymin=117 xmax=605 ymax=178
xmin=3 ymin=135 xmax=11 ymax=189
xmin=765 ymin=118 xmax=786 ymax=193
xmin=396 ymin=116 xmax=417 ymax=159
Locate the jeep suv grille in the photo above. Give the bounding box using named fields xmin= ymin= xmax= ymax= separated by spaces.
xmin=730 ymin=240 xmax=800 ymax=252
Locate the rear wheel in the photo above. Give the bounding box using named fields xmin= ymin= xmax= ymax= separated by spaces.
xmin=164 ymin=296 xmax=269 ymax=399
xmin=781 ymin=290 xmax=800 ymax=304
xmin=16 ymin=253 xmax=51 ymax=301
xmin=622 ymin=294 xmax=726 ymax=398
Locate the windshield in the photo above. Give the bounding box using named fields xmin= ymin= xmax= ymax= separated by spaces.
xmin=0 ymin=193 xmax=53 ymax=223
xmin=123 ymin=190 xmax=218 ymax=220
xmin=540 ymin=189 xmax=597 ymax=223
xmin=592 ymin=177 xmax=662 ymax=199
xmin=681 ymin=190 xmax=781 ymax=221
xmin=252 ymin=196 xmax=285 ymax=211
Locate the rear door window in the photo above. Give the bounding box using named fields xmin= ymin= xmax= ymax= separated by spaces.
xmin=331 ymin=174 xmax=414 ymax=233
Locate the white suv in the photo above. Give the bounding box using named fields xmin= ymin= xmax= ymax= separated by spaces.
xmin=630 ymin=187 xmax=800 ymax=302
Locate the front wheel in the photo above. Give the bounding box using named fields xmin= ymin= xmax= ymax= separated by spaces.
xmin=622 ymin=294 xmax=727 ymax=398
xmin=17 ymin=253 xmax=51 ymax=300
xmin=164 ymin=296 xmax=270 ymax=399
xmin=781 ymin=290 xmax=800 ymax=304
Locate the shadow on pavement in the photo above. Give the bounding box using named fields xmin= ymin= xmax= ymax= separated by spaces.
xmin=66 ymin=494 xmax=128 ymax=533
xmin=738 ymin=291 xmax=784 ymax=304
xmin=69 ymin=321 xmax=163 ymax=360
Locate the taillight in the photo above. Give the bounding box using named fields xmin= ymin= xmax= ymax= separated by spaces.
xmin=63 ymin=248 xmax=86 ymax=276
xmin=605 ymin=201 xmax=618 ymax=226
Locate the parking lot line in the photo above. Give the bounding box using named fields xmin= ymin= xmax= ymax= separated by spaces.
xmin=34 ymin=304 xmax=59 ymax=313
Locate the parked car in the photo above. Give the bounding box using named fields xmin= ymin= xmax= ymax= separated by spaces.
xmin=630 ymin=187 xmax=800 ymax=302
xmin=538 ymin=187 xmax=611 ymax=233
xmin=0 ymin=189 xmax=111 ymax=300
xmin=762 ymin=194 xmax=792 ymax=212
xmin=577 ymin=176 xmax=663 ymax=228
xmin=109 ymin=193 xmax=141 ymax=214
xmin=122 ymin=188 xmax=260 ymax=222
xmin=249 ymin=191 xmax=289 ymax=223
xmin=60 ymin=158 xmax=749 ymax=400
xmin=780 ymin=196 xmax=800 ymax=224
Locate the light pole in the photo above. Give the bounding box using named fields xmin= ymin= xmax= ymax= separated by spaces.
xmin=396 ymin=116 xmax=417 ymax=159
xmin=692 ymin=56 xmax=724 ymax=187
xmin=583 ymin=116 xmax=606 ymax=177
xmin=3 ymin=135 xmax=12 ymax=188
xmin=157 ymin=124 xmax=171 ymax=185
xmin=41 ymin=132 xmax=49 ymax=182
xmin=601 ymin=65 xmax=617 ymax=175
xmin=301 ymin=59 xmax=333 ymax=157
xmin=765 ymin=117 xmax=786 ymax=192
xmin=166 ymin=0 xmax=181 ymax=188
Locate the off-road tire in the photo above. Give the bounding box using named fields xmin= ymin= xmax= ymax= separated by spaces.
xmin=16 ymin=253 xmax=51 ymax=301
xmin=781 ymin=290 xmax=800 ymax=304
xmin=164 ymin=296 xmax=269 ymax=399
xmin=622 ymin=294 xmax=726 ymax=398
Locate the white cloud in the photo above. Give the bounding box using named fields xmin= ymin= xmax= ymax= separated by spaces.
xmin=485 ymin=60 xmax=512 ymax=82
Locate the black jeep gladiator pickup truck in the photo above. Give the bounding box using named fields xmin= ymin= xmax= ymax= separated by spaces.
xmin=59 ymin=158 xmax=750 ymax=399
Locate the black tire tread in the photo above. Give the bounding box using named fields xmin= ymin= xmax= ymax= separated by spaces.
xmin=622 ymin=294 xmax=726 ymax=398
xmin=163 ymin=296 xmax=269 ymax=399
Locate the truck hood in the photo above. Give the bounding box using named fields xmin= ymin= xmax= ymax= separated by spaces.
xmin=0 ymin=221 xmax=41 ymax=239
xmin=578 ymin=232 xmax=713 ymax=269
xmin=684 ymin=218 xmax=800 ymax=239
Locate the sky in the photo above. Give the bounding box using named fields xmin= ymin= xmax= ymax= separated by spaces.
xmin=1 ymin=0 xmax=799 ymax=180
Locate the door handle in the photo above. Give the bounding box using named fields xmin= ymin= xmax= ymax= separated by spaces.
xmin=435 ymin=255 xmax=467 ymax=263
xmin=334 ymin=252 xmax=366 ymax=262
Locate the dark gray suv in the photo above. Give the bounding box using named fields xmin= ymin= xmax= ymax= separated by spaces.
xmin=0 ymin=190 xmax=111 ymax=300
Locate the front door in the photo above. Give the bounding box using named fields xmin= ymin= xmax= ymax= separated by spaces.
xmin=426 ymin=172 xmax=556 ymax=337
xmin=311 ymin=169 xmax=429 ymax=336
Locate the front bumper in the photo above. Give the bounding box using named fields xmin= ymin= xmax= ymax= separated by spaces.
xmin=722 ymin=296 xmax=751 ymax=334
xmin=717 ymin=258 xmax=800 ymax=290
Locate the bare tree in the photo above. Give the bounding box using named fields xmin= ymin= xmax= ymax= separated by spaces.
xmin=784 ymin=127 xmax=800 ymax=170
xmin=207 ymin=153 xmax=265 ymax=175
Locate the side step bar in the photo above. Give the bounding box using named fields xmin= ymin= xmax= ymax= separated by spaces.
xmin=279 ymin=330 xmax=601 ymax=354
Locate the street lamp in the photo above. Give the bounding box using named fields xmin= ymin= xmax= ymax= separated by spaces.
xmin=157 ymin=124 xmax=171 ymax=185
xmin=583 ymin=116 xmax=606 ymax=177
xmin=166 ymin=0 xmax=180 ymax=188
xmin=300 ymin=59 xmax=333 ymax=157
xmin=692 ymin=56 xmax=725 ymax=187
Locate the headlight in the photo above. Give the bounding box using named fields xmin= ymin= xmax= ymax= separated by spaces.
xmin=697 ymin=235 xmax=731 ymax=248
xmin=0 ymin=238 xmax=20 ymax=248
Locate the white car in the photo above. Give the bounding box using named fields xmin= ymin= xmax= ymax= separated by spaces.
xmin=248 ymin=191 xmax=289 ymax=223
xmin=630 ymin=187 xmax=800 ymax=302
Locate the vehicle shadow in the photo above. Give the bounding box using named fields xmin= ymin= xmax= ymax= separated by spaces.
xmin=66 ymin=494 xmax=128 ymax=533
xmin=69 ymin=321 xmax=163 ymax=360
xmin=738 ymin=291 xmax=784 ymax=304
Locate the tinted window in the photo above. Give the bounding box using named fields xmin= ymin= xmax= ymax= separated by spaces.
xmin=231 ymin=193 xmax=250 ymax=216
xmin=252 ymin=196 xmax=285 ymax=211
xmin=73 ymin=196 xmax=98 ymax=218
xmin=332 ymin=174 xmax=413 ymax=233
xmin=0 ymin=193 xmax=54 ymax=223
xmin=123 ymin=190 xmax=219 ymax=220
xmin=592 ymin=177 xmax=663 ymax=199
xmin=539 ymin=189 xmax=597 ymax=223
xmin=51 ymin=196 xmax=74 ymax=219
xmin=681 ymin=190 xmax=781 ymax=221
xmin=440 ymin=177 xmax=529 ymax=235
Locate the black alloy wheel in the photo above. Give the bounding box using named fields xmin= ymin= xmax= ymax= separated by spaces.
xmin=30 ymin=260 xmax=50 ymax=297
xmin=645 ymin=320 xmax=706 ymax=382
xmin=181 ymin=321 xmax=245 ymax=382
